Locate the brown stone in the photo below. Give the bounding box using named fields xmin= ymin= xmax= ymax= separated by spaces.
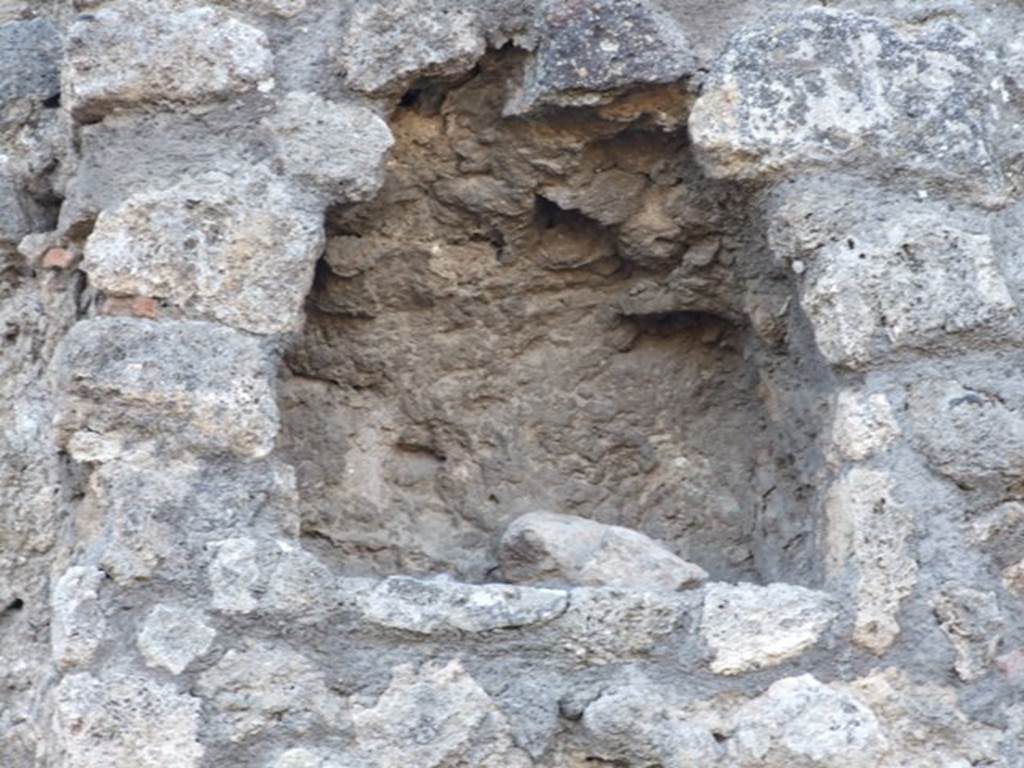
xmin=42 ymin=247 xmax=75 ymax=270
xmin=100 ymin=296 xmax=159 ymax=319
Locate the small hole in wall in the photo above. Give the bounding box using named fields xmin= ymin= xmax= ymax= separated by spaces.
xmin=624 ymin=310 xmax=728 ymax=338
xmin=399 ymin=88 xmax=422 ymax=109
xmin=2 ymin=598 xmax=24 ymax=614
xmin=42 ymin=92 xmax=60 ymax=109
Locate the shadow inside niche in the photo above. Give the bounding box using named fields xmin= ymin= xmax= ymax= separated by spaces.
xmin=277 ymin=47 xmax=819 ymax=588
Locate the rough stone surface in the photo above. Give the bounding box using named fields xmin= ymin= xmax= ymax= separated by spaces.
xmin=341 ymin=0 xmax=486 ymax=95
xmin=581 ymin=684 xmax=721 ymax=767
xmin=0 ymin=19 xmax=60 ymax=109
xmin=730 ymin=675 xmax=888 ymax=767
xmin=771 ymin=182 xmax=1017 ymax=368
xmin=825 ymin=468 xmax=917 ymax=654
xmin=829 ymin=389 xmax=900 ymax=463
xmin=53 ymin=318 xmax=279 ymax=458
xmin=701 ymin=582 xmax=838 ymax=674
xmin=6 ymin=2 xmax=1024 ymax=765
xmin=690 ymin=9 xmax=1006 ymax=197
xmin=932 ymin=585 xmax=1003 ymax=682
xmin=350 ymin=660 xmax=532 ymax=768
xmin=499 ymin=510 xmax=708 ymax=590
xmin=555 ymin=587 xmax=696 ymax=663
xmin=909 ymin=377 xmax=1024 ymax=485
xmin=51 ymin=566 xmax=106 ymax=669
xmin=137 ymin=603 xmax=216 ymax=674
xmin=196 ymin=642 xmax=345 ymax=742
xmin=64 ymin=1 xmax=273 ymax=122
xmin=265 ymin=91 xmax=395 ymax=204
xmin=53 ymin=671 xmax=204 ymax=768
xmin=357 ymin=575 xmax=568 ymax=634
xmin=507 ymin=0 xmax=697 ymax=115
xmin=82 ymin=172 xmax=325 ymax=335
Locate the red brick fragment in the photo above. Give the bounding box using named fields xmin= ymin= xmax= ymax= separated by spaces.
xmin=100 ymin=296 xmax=159 ymax=319
xmin=41 ymin=247 xmax=75 ymax=270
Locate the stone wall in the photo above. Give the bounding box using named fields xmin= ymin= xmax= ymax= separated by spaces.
xmin=2 ymin=1 xmax=1024 ymax=766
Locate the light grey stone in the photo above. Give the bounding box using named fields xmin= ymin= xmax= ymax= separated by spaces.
xmin=64 ymin=0 xmax=273 ymax=122
xmin=53 ymin=671 xmax=204 ymax=768
xmin=53 ymin=318 xmax=279 ymax=458
xmin=83 ymin=454 xmax=299 ymax=583
xmin=350 ymin=659 xmax=532 ymax=768
xmin=137 ymin=604 xmax=216 ymax=674
xmin=690 ymin=9 xmax=1005 ymax=197
xmin=208 ymin=537 xmax=335 ymax=621
xmin=357 ymin=575 xmax=567 ymax=634
xmin=829 ymin=389 xmax=900 ymax=463
xmin=730 ymin=675 xmax=888 ymax=768
xmin=208 ymin=537 xmax=261 ymax=614
xmin=933 ymin=586 xmax=1003 ymax=682
xmin=499 ymin=510 xmax=707 ymax=591
xmin=262 ymin=540 xmax=337 ymax=622
xmin=506 ymin=0 xmax=696 ymax=115
xmin=582 ymin=685 xmax=721 ymax=767
xmin=825 ymin=468 xmax=917 ymax=654
xmin=849 ymin=668 xmax=1005 ymax=767
xmin=770 ymin=185 xmax=1016 ymax=369
xmin=555 ymin=587 xmax=696 ymax=663
xmin=57 ymin=109 xmax=265 ymax=235
xmin=197 ymin=642 xmax=345 ymax=742
xmin=908 ymin=378 xmax=1024 ymax=485
xmin=265 ymin=91 xmax=394 ymax=204
xmin=82 ymin=171 xmax=325 ymax=335
xmin=341 ymin=0 xmax=486 ymax=95
xmin=701 ymin=582 xmax=838 ymax=675
xmin=51 ymin=566 xmax=106 ymax=669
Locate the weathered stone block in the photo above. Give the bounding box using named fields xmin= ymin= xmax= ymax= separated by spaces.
xmin=197 ymin=642 xmax=344 ymax=742
xmin=84 ymin=455 xmax=298 ymax=583
xmin=64 ymin=1 xmax=273 ymax=122
xmin=499 ymin=510 xmax=707 ymax=591
xmin=351 ymin=660 xmax=531 ymax=768
xmin=730 ymin=675 xmax=887 ymax=767
xmin=825 ymin=468 xmax=917 ymax=654
xmin=341 ymin=0 xmax=485 ymax=95
xmin=771 ymin=185 xmax=1016 ymax=368
xmin=582 ymin=685 xmax=720 ymax=767
xmin=137 ymin=604 xmax=216 ymax=674
xmin=829 ymin=389 xmax=900 ymax=463
xmin=933 ymin=585 xmax=1003 ymax=682
xmin=54 ymin=671 xmax=204 ymax=768
xmin=51 ymin=566 xmax=106 ymax=669
xmin=0 ymin=19 xmax=61 ymax=108
xmin=207 ymin=536 xmax=335 ymax=622
xmin=355 ymin=575 xmax=568 ymax=634
xmin=690 ymin=9 xmax=1004 ymax=196
xmin=909 ymin=378 xmax=1024 ymax=485
xmin=506 ymin=0 xmax=696 ymax=115
xmin=265 ymin=91 xmax=394 ymax=204
xmin=53 ymin=318 xmax=279 ymax=458
xmin=701 ymin=582 xmax=838 ymax=674
xmin=82 ymin=171 xmax=325 ymax=335
xmin=554 ymin=587 xmax=697 ymax=663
